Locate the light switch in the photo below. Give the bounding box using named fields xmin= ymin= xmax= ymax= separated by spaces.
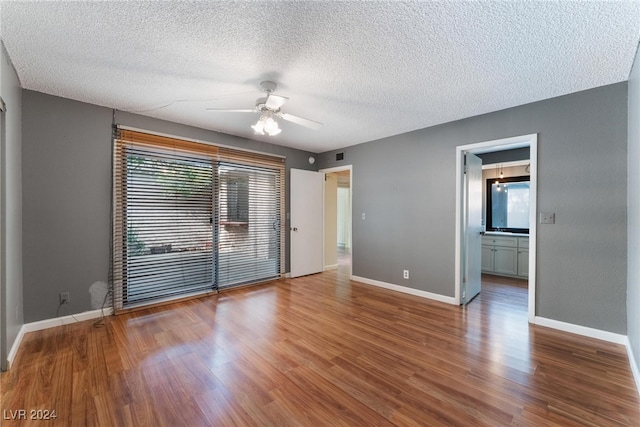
xmin=540 ymin=212 xmax=555 ymax=224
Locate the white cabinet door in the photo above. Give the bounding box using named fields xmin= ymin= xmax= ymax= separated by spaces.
xmin=494 ymin=247 xmax=518 ymax=276
xmin=518 ymin=249 xmax=529 ymax=277
xmin=481 ymin=245 xmax=494 ymax=272
xmin=481 ymin=235 xmax=528 ymax=278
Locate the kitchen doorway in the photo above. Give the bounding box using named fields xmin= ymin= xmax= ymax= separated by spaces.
xmin=455 ymin=134 xmax=537 ymax=323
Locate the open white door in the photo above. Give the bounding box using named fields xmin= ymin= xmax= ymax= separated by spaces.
xmin=290 ymin=169 xmax=324 ymax=278
xmin=463 ymin=153 xmax=483 ymax=304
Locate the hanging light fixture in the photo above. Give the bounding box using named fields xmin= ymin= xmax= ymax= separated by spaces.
xmin=499 ymin=163 xmax=504 ymax=179
xmin=251 ymin=110 xmax=281 ymax=136
xmin=251 ymin=117 xmax=265 ymax=135
xmin=495 ymin=164 xmax=501 ymax=191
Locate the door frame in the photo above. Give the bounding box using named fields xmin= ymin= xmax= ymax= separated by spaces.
xmin=320 ymin=165 xmax=353 ymax=277
xmin=0 ymin=103 xmax=5 ymax=370
xmin=455 ymin=134 xmax=538 ymax=323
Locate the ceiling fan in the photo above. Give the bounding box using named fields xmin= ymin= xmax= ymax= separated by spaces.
xmin=207 ymin=81 xmax=322 ymax=136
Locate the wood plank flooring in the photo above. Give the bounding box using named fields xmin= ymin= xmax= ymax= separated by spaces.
xmin=2 ymin=271 xmax=639 ymax=426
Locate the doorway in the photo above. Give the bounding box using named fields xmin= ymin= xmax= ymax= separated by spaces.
xmin=321 ymin=166 xmax=352 ymax=276
xmin=455 ymin=134 xmax=537 ymax=323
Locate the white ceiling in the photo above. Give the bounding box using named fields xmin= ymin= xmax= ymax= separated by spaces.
xmin=1 ymin=1 xmax=639 ymax=153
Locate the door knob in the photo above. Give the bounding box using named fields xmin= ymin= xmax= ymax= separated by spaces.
xmin=292 ymin=227 xmax=298 ymax=231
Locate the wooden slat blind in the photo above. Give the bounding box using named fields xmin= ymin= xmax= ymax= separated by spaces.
xmin=111 ymin=128 xmax=285 ymax=312
xmin=117 ymin=129 xmax=219 ymax=157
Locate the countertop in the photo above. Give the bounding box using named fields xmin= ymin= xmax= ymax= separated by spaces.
xmin=483 ymin=231 xmax=529 ymax=237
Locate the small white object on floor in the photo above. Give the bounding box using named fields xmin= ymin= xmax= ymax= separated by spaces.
xmin=89 ymin=281 xmax=109 ymax=309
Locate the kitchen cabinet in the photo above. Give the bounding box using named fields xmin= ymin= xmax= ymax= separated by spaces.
xmin=482 ymin=234 xmax=528 ymax=278
xmin=494 ymin=246 xmax=518 ymax=276
xmin=481 ymin=245 xmax=494 ymax=271
xmin=517 ymin=237 xmax=529 ymax=277
xmin=517 ymin=249 xmax=529 ymax=277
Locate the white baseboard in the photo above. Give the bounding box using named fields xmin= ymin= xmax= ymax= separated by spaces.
xmin=625 ymin=337 xmax=640 ymax=398
xmin=6 ymin=307 xmax=113 ymax=369
xmin=23 ymin=307 xmax=114 ymax=333
xmin=533 ymin=316 xmax=627 ymax=345
xmin=351 ymin=275 xmax=457 ymax=305
xmin=6 ymin=325 xmax=26 ymax=370
xmin=324 ymin=264 xmax=338 ymax=271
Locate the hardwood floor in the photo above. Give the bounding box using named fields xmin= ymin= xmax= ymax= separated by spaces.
xmin=2 ymin=271 xmax=638 ymax=426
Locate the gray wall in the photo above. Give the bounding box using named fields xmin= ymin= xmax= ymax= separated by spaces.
xmin=22 ymin=91 xmax=315 ymax=323
xmin=1 ymin=42 xmax=23 ymax=369
xmin=318 ymin=83 xmax=628 ymax=334
xmin=628 ymin=47 xmax=640 ymax=378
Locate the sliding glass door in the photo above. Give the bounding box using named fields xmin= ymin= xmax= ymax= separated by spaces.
xmin=112 ymin=129 xmax=285 ymax=311
xmin=216 ymin=162 xmax=281 ymax=288
xmin=124 ymin=148 xmax=214 ymax=304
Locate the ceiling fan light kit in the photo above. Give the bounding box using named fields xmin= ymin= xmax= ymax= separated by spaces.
xmin=208 ymin=81 xmax=322 ymax=136
xmin=251 ymin=110 xmax=282 ymax=136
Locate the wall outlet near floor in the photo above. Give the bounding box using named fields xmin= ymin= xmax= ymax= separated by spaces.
xmin=59 ymin=292 xmax=70 ymax=305
xmin=403 ymin=270 xmax=409 ymax=280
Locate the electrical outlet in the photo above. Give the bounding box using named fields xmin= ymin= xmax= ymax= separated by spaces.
xmin=59 ymin=292 xmax=70 ymax=305
xmin=540 ymin=212 xmax=555 ymax=224
xmin=362 ymin=212 xmax=366 ymax=220
xmin=403 ymin=270 xmax=409 ymax=280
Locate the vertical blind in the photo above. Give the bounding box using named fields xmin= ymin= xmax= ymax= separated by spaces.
xmin=111 ymin=129 xmax=285 ymax=311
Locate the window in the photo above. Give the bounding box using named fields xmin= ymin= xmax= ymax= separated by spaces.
xmin=486 ymin=175 xmax=530 ymax=233
xmin=112 ymin=129 xmax=285 ymax=311
xmin=221 ymin=170 xmax=249 ymax=224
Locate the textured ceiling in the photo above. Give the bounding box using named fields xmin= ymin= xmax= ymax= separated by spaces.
xmin=1 ymin=1 xmax=639 ymax=153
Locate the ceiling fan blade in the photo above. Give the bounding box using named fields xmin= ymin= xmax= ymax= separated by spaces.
xmin=265 ymin=94 xmax=289 ymax=110
xmin=280 ymin=113 xmax=323 ymax=130
xmin=206 ymin=109 xmax=255 ymax=113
